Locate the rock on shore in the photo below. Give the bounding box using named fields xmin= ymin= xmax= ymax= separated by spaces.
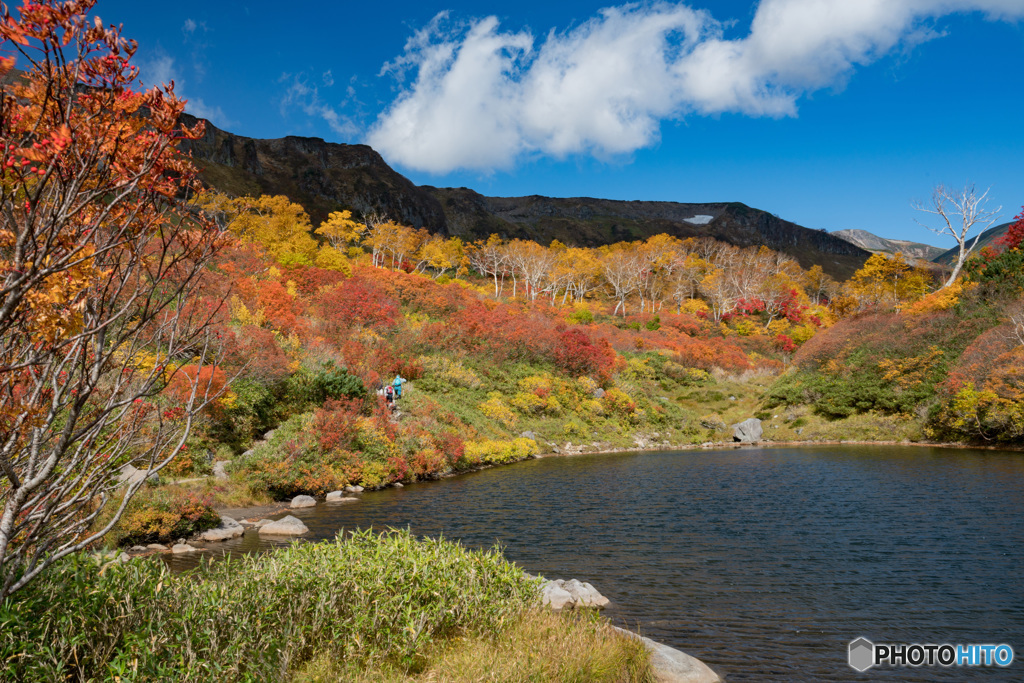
xmin=540 ymin=578 xmax=609 ymax=610
xmin=611 ymin=626 xmax=721 ymax=683
xmin=195 ymin=516 xmax=244 ymax=542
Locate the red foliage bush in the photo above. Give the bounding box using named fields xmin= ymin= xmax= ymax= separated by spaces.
xmin=285 ymin=265 xmax=348 ymax=298
xmin=221 ymin=325 xmax=291 ymax=383
xmin=165 ymin=365 xmax=230 ymax=416
xmin=313 ymin=398 xmax=364 ymax=453
xmin=554 ymin=327 xmax=618 ymax=382
xmin=316 ymin=276 xmax=398 ymax=333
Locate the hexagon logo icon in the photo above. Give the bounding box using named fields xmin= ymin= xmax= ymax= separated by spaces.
xmin=849 ymin=637 xmax=875 ymax=672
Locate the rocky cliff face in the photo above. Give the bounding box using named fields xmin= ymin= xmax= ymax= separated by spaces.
xmin=180 ymin=115 xmax=870 ymax=279
xmin=832 ymin=229 xmax=945 ymax=262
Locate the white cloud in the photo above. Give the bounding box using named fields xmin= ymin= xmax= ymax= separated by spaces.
xmin=280 ymin=73 xmax=358 ymax=138
xmin=368 ymin=0 xmax=1024 ymax=173
xmin=182 ymin=18 xmax=197 ymax=35
xmin=323 ymin=69 xmax=335 ymax=87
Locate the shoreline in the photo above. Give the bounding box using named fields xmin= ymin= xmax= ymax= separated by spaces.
xmin=215 ymin=437 xmax=1022 ymax=519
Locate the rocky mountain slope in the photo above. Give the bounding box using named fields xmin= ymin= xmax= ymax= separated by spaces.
xmin=180 ymin=115 xmax=870 ymax=279
xmin=832 ymin=229 xmax=945 ymax=262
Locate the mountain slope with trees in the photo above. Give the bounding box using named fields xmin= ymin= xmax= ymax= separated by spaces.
xmin=181 ymin=114 xmax=870 ymax=280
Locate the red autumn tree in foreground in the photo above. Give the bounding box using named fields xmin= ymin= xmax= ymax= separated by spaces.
xmin=0 ymin=0 xmax=225 ymax=597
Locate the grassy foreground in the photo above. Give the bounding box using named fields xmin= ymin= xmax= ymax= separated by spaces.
xmin=0 ymin=530 xmax=652 ymax=682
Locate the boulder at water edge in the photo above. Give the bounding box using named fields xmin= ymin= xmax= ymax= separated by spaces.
xmin=196 ymin=516 xmax=244 ymax=542
xmin=171 ymin=543 xmax=197 ymax=553
xmin=258 ymin=515 xmax=309 ymax=536
xmin=611 ymin=627 xmax=721 ymax=683
xmin=326 ymin=490 xmax=359 ymax=502
xmin=290 ymin=495 xmax=316 ymax=508
xmin=732 ymin=418 xmax=763 ymax=443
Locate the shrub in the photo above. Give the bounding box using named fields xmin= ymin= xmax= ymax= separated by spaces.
xmin=112 ymin=491 xmax=220 ymax=547
xmin=478 ymin=393 xmax=519 ymax=429
xmin=463 ymin=438 xmax=539 ymax=465
xmin=603 ymin=388 xmax=637 ymax=415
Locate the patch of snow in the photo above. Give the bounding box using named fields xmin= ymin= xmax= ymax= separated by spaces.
xmin=684 ymin=215 xmax=714 ymax=225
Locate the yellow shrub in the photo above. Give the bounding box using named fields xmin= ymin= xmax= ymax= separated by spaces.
xmin=576 ymin=376 xmax=599 ymax=396
xmin=518 ymin=374 xmax=554 ymax=394
xmin=510 ymin=391 xmax=546 ymax=414
xmin=790 ymin=323 xmax=818 ymax=345
xmin=623 ymin=357 xmax=654 ymax=380
xmin=766 ymin=319 xmax=791 ymax=336
xmin=478 ymin=393 xmax=518 ymax=428
xmin=464 ymin=438 xmax=539 ymax=465
xmin=603 ymin=387 xmax=636 ymax=414
xmin=733 ymin=318 xmax=760 ymax=337
xmin=680 ymin=299 xmax=710 ymax=315
xmin=422 ymin=356 xmax=482 ymax=389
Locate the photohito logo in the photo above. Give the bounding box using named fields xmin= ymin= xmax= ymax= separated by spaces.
xmin=848 ymin=638 xmax=1014 ymax=671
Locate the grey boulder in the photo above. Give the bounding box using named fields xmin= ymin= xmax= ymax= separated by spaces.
xmin=732 ymin=418 xmax=763 ymax=443
xmin=171 ymin=543 xmax=197 ymax=553
xmin=258 ymin=515 xmax=309 ymax=536
xmin=213 ymin=460 xmax=230 ymax=480
xmin=290 ymin=495 xmax=317 ymax=508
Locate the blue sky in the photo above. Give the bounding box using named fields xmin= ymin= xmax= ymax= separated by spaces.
xmin=92 ymin=0 xmax=1023 ymax=245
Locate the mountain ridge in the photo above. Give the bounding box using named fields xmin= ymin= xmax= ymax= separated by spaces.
xmin=180 ymin=114 xmax=871 ymax=279
xmin=831 ymin=229 xmax=945 ymax=262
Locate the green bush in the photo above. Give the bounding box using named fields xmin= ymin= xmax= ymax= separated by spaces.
xmin=0 ymin=530 xmax=537 ymax=681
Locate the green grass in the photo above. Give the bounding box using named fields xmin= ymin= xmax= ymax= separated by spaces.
xmin=1 ymin=529 xmax=540 ymax=681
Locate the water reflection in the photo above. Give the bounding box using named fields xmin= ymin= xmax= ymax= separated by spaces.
xmin=166 ymin=445 xmax=1024 ymax=681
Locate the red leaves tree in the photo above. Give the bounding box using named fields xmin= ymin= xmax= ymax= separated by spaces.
xmin=0 ymin=0 xmax=225 ymax=596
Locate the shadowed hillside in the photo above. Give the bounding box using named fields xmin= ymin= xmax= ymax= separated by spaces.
xmin=181 ymin=114 xmax=870 ymax=279
xmin=932 ymin=222 xmax=1011 ymax=265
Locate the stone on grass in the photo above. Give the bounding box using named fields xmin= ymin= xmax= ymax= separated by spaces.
xmin=171 ymin=543 xmax=197 ymax=553
xmin=258 ymin=515 xmax=308 ymax=536
xmin=196 ymin=516 xmax=244 ymax=542
xmin=290 ymin=495 xmax=316 ymax=508
xmin=213 ymin=460 xmax=230 ymax=480
xmin=732 ymin=418 xmax=763 ymax=443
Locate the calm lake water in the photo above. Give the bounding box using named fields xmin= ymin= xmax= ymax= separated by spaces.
xmin=167 ymin=445 xmax=1024 ymax=681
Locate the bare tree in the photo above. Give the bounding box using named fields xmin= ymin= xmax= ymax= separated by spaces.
xmin=914 ymin=183 xmax=1001 ymax=289
xmin=0 ymin=1 xmax=226 ymax=597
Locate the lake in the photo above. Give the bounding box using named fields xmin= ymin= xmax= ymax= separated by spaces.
xmin=167 ymin=445 xmax=1024 ymax=681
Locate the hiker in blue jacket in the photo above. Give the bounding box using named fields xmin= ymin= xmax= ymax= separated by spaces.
xmin=392 ymin=374 xmax=407 ymax=399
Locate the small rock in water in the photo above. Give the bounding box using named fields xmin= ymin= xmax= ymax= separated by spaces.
xmin=258 ymin=515 xmax=309 ymax=536
xmin=129 ymin=545 xmax=148 ymax=553
xmin=290 ymin=495 xmax=316 ymax=508
xmin=393 ymin=482 xmax=404 ymax=488
xmin=146 ymin=543 xmax=168 ymax=551
xmin=171 ymin=543 xmax=197 ymax=553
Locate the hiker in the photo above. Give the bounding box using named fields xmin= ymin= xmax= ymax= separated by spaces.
xmin=384 ymin=383 xmax=395 ymax=408
xmin=392 ymin=374 xmax=407 ymax=399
